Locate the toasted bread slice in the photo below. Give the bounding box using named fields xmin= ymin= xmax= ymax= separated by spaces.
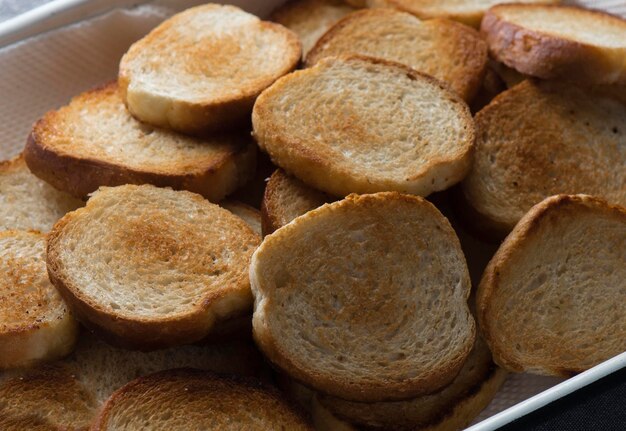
xmin=118 ymin=4 xmax=301 ymax=134
xmin=0 ymin=155 xmax=82 ymax=232
xmin=253 ymin=56 xmax=475 ymax=198
xmin=477 ymin=195 xmax=626 ymax=376
xmin=271 ymin=0 xmax=357 ymax=57
xmin=221 ymin=200 xmax=262 ymax=236
xmin=261 ymin=169 xmax=329 ymax=235
xmin=0 ymin=230 xmax=78 ymax=369
xmin=366 ymin=0 xmax=557 ymax=28
xmin=25 ymin=83 xmax=256 ymax=202
xmin=252 ymin=192 xmax=475 ymax=402
xmin=316 ymin=337 xmax=506 ymax=430
xmin=306 ymin=9 xmax=487 ymax=102
xmin=92 ymin=368 xmax=312 ymax=430
xmin=460 ymin=80 xmax=626 ymax=238
xmin=482 ymin=4 xmax=626 ymax=84
xmin=0 ymin=334 xmax=266 ymax=430
xmin=46 ymin=185 xmax=261 ymax=350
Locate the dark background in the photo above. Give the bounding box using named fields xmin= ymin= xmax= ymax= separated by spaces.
xmin=500 ymin=367 xmax=626 ymax=431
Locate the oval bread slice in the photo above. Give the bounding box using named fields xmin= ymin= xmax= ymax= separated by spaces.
xmin=306 ymin=9 xmax=488 ymax=102
xmin=0 ymin=230 xmax=78 ymax=369
xmin=310 ymin=337 xmax=506 ymax=430
xmin=477 ymin=194 xmax=626 ymax=376
xmin=460 ymin=80 xmax=626 ymax=238
xmin=251 ymin=192 xmax=475 ymax=402
xmin=366 ymin=0 xmax=557 ymax=28
xmin=261 ymin=169 xmax=329 ymax=235
xmin=91 ymin=369 xmax=313 ymax=430
xmin=482 ymin=4 xmax=626 ymax=84
xmin=0 ymin=155 xmax=82 ymax=232
xmin=25 ymin=82 xmax=256 ymax=202
xmin=252 ymin=55 xmax=475 ymax=198
xmin=119 ymin=4 xmax=301 ymax=134
xmin=271 ymin=0 xmax=357 ymax=57
xmin=46 ymin=185 xmax=261 ymax=350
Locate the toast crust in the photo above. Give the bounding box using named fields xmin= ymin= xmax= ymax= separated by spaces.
xmin=91 ymin=369 xmax=313 ymax=430
xmin=25 ymin=83 xmax=256 ymax=202
xmin=482 ymin=4 xmax=626 ymax=84
xmin=119 ymin=4 xmax=301 ymax=134
xmin=261 ymin=169 xmax=329 ymax=235
xmin=306 ymin=9 xmax=488 ymax=102
xmin=0 ymin=231 xmax=78 ymax=369
xmin=252 ymin=192 xmax=475 ymax=402
xmin=253 ymin=55 xmax=475 ymax=198
xmin=477 ymin=195 xmax=626 ymax=376
xmin=46 ymin=185 xmax=261 ymax=350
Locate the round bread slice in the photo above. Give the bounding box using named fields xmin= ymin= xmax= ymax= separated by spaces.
xmin=460 ymin=80 xmax=626 ymax=238
xmin=251 ymin=192 xmax=475 ymax=402
xmin=366 ymin=0 xmax=557 ymax=28
xmin=482 ymin=4 xmax=626 ymax=84
xmin=477 ymin=194 xmax=626 ymax=376
xmin=0 ymin=154 xmax=82 ymax=232
xmin=271 ymin=0 xmax=357 ymax=57
xmin=25 ymin=82 xmax=256 ymax=202
xmin=46 ymin=185 xmax=261 ymax=350
xmin=221 ymin=200 xmax=262 ymax=236
xmin=252 ymin=55 xmax=475 ymax=198
xmin=91 ymin=369 xmax=313 ymax=430
xmin=316 ymin=337 xmax=506 ymax=430
xmin=261 ymin=168 xmax=329 ymax=235
xmin=119 ymin=4 xmax=301 ymax=134
xmin=0 ymin=230 xmax=78 ymax=369
xmin=305 ymin=9 xmax=488 ymax=102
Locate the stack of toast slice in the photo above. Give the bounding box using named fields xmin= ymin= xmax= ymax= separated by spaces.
xmin=252 ymin=192 xmax=477 ymax=402
xmin=2 ymin=1 xmax=626 ymax=429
